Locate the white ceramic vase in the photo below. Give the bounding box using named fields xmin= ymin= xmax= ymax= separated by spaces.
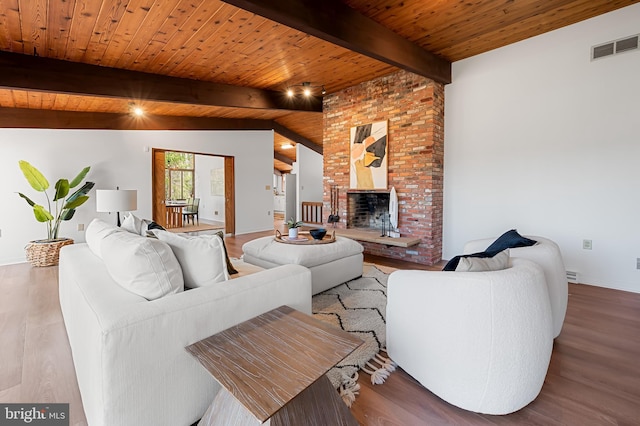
xmin=288 ymin=227 xmax=299 ymax=239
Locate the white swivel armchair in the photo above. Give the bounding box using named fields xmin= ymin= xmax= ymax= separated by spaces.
xmin=386 ymin=258 xmax=554 ymax=415
xmin=464 ymin=236 xmax=568 ymax=338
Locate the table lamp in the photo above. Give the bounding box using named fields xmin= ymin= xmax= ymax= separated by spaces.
xmin=96 ymin=188 xmax=138 ymax=226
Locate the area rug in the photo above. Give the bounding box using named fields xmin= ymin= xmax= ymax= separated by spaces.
xmin=312 ymin=263 xmax=397 ymax=406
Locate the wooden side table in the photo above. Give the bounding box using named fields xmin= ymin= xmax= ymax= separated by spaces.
xmin=186 ymin=305 xmax=363 ymax=425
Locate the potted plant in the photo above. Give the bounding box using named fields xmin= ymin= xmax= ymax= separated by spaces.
xmin=17 ymin=160 xmax=95 ymax=267
xmin=286 ymin=217 xmax=303 ymax=239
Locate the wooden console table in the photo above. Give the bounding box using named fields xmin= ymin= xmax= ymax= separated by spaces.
xmin=186 ymin=305 xmax=362 ymax=426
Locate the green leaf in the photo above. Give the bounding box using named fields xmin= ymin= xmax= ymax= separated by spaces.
xmin=66 ymin=182 xmax=95 ymax=204
xmin=69 ymin=166 xmax=90 ymax=188
xmin=19 ymin=160 xmax=49 ymax=192
xmin=18 ymin=192 xmax=36 ymax=207
xmin=33 ymin=205 xmax=54 ymax=222
xmin=286 ymin=217 xmax=303 ymax=228
xmin=60 ymin=209 xmax=76 ymax=221
xmin=54 ymin=179 xmax=70 ymax=201
xmin=63 ymin=195 xmax=89 ymax=211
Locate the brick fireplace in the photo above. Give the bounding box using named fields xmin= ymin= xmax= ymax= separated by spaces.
xmin=323 ymin=70 xmax=444 ymax=265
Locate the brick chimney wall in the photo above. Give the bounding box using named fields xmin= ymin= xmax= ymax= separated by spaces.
xmin=323 ymin=70 xmax=444 ymax=265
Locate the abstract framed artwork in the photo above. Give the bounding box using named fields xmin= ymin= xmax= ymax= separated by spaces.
xmin=350 ymin=121 xmax=388 ymax=189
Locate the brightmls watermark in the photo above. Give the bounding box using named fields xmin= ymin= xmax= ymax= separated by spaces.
xmin=1 ymin=404 xmax=68 ymax=425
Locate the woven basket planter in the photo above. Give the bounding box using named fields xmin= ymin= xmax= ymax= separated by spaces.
xmin=25 ymin=238 xmax=74 ymax=267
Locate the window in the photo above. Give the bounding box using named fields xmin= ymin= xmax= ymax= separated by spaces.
xmin=165 ymin=152 xmax=194 ymax=200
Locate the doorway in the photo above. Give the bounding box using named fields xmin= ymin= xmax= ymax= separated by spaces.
xmin=152 ymin=149 xmax=235 ymax=234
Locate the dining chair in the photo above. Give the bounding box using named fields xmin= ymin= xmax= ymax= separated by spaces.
xmin=183 ymin=198 xmax=200 ymax=225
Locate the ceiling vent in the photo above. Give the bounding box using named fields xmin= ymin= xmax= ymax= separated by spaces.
xmin=592 ymin=34 xmax=639 ymax=60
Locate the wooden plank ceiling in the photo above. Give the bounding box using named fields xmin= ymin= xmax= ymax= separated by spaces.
xmin=0 ymin=0 xmax=637 ymax=172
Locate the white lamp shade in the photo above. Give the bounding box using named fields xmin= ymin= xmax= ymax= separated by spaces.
xmin=96 ymin=190 xmax=138 ymax=213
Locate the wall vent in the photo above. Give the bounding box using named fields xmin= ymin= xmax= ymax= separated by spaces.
xmin=592 ymin=34 xmax=639 ymax=60
xmin=592 ymin=42 xmax=614 ymax=59
xmin=616 ymin=35 xmax=638 ymax=53
xmin=566 ymin=270 xmax=579 ymax=283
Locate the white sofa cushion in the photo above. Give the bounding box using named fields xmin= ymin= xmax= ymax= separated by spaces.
xmin=85 ymin=218 xmax=123 ymax=259
xmin=101 ymin=230 xmax=184 ymax=300
xmin=154 ymin=230 xmax=229 ymax=288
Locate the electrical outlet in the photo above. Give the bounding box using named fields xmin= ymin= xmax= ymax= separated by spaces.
xmin=214 ymin=210 xmax=218 ymax=215
xmin=77 ymin=223 xmax=85 ymax=231
xmin=0 ymin=228 xmax=2 ymax=237
xmin=582 ymin=239 xmax=592 ymax=250
xmin=268 ymin=211 xmax=271 ymax=216
xmin=637 ymin=258 xmax=640 ymax=270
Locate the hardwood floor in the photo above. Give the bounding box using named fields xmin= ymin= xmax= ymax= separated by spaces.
xmin=2 ymin=231 xmax=639 ymax=425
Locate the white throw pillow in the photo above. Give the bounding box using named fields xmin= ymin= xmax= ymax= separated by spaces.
xmin=455 ymin=249 xmax=510 ymax=272
xmin=85 ymin=218 xmax=123 ymax=259
xmin=154 ymin=230 xmax=229 ymax=288
xmin=101 ymin=230 xmax=184 ymax=300
xmin=121 ymin=212 xmax=144 ymax=235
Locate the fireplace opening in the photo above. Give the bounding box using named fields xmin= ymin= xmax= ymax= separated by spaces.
xmin=347 ymin=192 xmax=390 ymax=232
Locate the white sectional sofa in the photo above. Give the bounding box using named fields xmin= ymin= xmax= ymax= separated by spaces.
xmin=58 ymin=221 xmax=312 ymax=426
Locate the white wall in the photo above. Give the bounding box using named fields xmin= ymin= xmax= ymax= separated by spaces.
xmin=444 ymin=4 xmax=640 ymax=293
xmin=194 ymin=154 xmax=225 ymax=222
xmin=1 ymin=129 xmax=274 ymax=265
xmin=295 ymin=144 xmax=323 ymax=221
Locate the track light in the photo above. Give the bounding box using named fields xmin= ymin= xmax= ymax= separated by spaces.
xmin=285 ymin=82 xmax=326 ymax=97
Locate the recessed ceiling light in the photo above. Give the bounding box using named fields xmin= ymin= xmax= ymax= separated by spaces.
xmin=282 ymin=143 xmax=294 ymax=149
xmin=133 ymin=107 xmax=144 ymax=116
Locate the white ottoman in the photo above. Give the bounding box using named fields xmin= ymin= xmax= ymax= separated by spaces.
xmin=242 ymin=236 xmax=364 ymax=295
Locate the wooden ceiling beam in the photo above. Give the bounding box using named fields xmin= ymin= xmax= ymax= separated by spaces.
xmin=0 ymin=51 xmax=322 ymax=112
xmin=0 ymin=107 xmax=276 ymax=130
xmin=221 ymin=0 xmax=451 ymax=84
xmin=0 ymin=108 xmax=316 ymax=168
xmin=274 ymin=152 xmax=294 ymax=165
xmin=272 ymin=121 xmax=323 ymax=154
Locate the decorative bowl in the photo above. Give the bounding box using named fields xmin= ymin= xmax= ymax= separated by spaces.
xmin=309 ymin=228 xmax=327 ymax=240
